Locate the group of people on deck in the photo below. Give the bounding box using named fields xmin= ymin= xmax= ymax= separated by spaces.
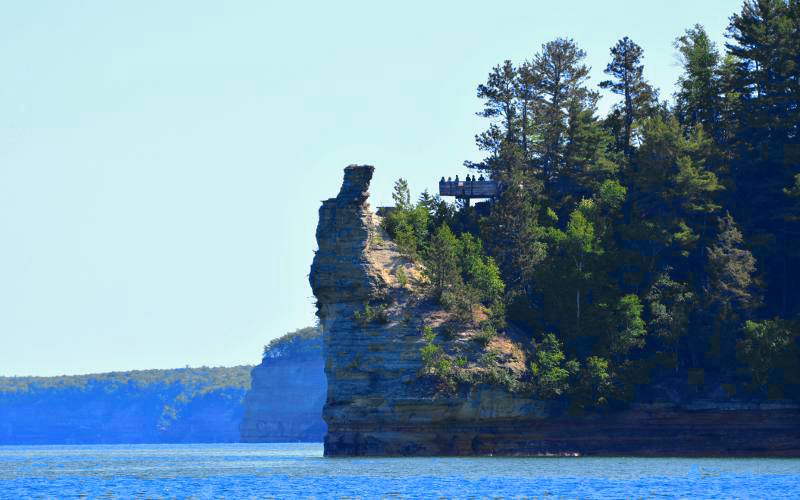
xmin=440 ymin=174 xmax=486 ymax=183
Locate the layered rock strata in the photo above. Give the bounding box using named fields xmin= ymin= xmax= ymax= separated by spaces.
xmin=310 ymin=165 xmax=800 ymax=456
xmin=240 ymin=333 xmax=327 ymax=443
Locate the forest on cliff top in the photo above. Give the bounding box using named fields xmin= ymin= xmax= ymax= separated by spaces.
xmin=382 ymin=0 xmax=800 ymax=408
xmin=0 ymin=366 xmax=252 ymax=444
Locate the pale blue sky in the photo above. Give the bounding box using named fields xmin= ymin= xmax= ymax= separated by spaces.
xmin=1 ymin=1 xmax=740 ymax=376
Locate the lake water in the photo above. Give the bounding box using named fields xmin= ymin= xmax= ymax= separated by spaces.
xmin=2 ymin=443 xmax=800 ymax=499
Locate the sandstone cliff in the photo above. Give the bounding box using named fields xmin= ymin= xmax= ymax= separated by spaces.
xmin=310 ymin=165 xmax=800 ymax=457
xmin=239 ymin=328 xmax=327 ymax=442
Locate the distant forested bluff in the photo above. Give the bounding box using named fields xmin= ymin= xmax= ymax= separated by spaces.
xmin=0 ymin=329 xmax=325 ymax=445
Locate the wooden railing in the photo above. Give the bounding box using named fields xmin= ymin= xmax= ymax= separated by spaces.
xmin=439 ymin=180 xmax=499 ymax=198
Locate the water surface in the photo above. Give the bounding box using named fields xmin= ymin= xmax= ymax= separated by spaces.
xmin=2 ymin=443 xmax=800 ymax=498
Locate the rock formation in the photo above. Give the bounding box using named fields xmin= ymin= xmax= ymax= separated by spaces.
xmin=240 ymin=329 xmax=327 ymax=442
xmin=310 ymin=165 xmax=800 ymax=456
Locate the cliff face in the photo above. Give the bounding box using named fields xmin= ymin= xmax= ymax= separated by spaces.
xmin=310 ymin=165 xmax=800 ymax=457
xmin=309 ymin=165 xmax=548 ymax=455
xmin=240 ymin=330 xmax=327 ymax=442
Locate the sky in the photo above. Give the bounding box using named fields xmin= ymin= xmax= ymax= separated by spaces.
xmin=0 ymin=0 xmax=743 ymax=376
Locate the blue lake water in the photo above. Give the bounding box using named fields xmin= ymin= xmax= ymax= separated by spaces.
xmin=2 ymin=443 xmax=800 ymax=499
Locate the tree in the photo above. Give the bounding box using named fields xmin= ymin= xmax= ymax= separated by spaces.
xmin=562 ymin=99 xmax=619 ymax=201
xmin=525 ymin=38 xmax=593 ymax=185
xmin=579 ymin=356 xmax=612 ymax=407
xmin=530 ymin=333 xmax=579 ymax=398
xmin=725 ymin=0 xmax=800 ymax=319
xmin=737 ymin=318 xmax=797 ymax=388
xmin=645 ymin=270 xmax=695 ymax=371
xmin=675 ymin=25 xmax=723 ymax=137
xmin=610 ymin=294 xmax=647 ymax=359
xmin=392 ymin=178 xmax=412 ymax=211
xmin=564 ymin=200 xmax=603 ymax=332
xmin=599 ymin=37 xmax=657 ymax=158
xmin=476 ymin=60 xmax=519 ymax=145
xmin=459 ymin=233 xmax=505 ymax=306
xmin=482 ymin=165 xmax=546 ymax=294
xmin=706 ymin=212 xmax=759 ymax=318
xmin=425 ymin=224 xmax=461 ymax=300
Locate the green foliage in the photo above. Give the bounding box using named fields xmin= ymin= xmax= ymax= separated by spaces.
xmin=0 ymin=364 xmax=252 ymax=431
xmin=579 ymin=356 xmax=612 ymax=407
xmin=383 ymin=204 xmax=430 ymax=258
xmin=419 ymin=326 xmax=456 ymax=390
xmin=594 ymin=179 xmax=627 ymax=211
xmin=610 ymin=295 xmax=647 ymax=358
xmin=263 ymin=327 xmax=321 ymax=360
xmin=459 ymin=233 xmax=505 ymax=305
xmin=474 ymin=322 xmax=497 ymax=346
xmin=530 ymin=333 xmax=578 ymax=399
xmin=425 ymin=224 xmax=461 ymax=299
xmin=478 ymin=350 xmax=522 ymax=392
xmin=706 ymin=213 xmax=759 ymax=317
xmin=396 ymin=267 xmax=408 ymax=288
xmin=737 ymin=318 xmax=797 ymax=388
xmin=645 ymin=271 xmax=695 ymax=358
xmin=353 ymin=303 xmax=389 ymax=326
xmin=405 ymin=3 xmax=800 ymax=403
xmin=392 ymin=178 xmax=412 ymax=211
xmin=599 ymin=36 xmax=657 ymax=157
xmin=674 ymin=24 xmax=722 ymax=135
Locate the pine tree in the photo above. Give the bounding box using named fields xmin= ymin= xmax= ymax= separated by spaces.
xmin=674 ymin=25 xmax=723 ymax=137
xmin=476 ymin=60 xmax=519 ymax=144
xmin=481 ymin=165 xmax=546 ymax=294
xmin=599 ymin=37 xmax=657 ymax=159
xmin=425 ymin=224 xmax=461 ymax=300
xmin=562 ymin=98 xmax=619 ymax=202
xmin=525 ymin=38 xmax=592 ymax=186
xmin=706 ymin=212 xmax=759 ymax=318
xmin=725 ymin=0 xmax=800 ymax=318
xmin=392 ymin=178 xmax=412 ymax=211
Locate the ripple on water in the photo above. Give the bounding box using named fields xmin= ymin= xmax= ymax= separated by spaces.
xmin=2 ymin=443 xmax=800 ymax=498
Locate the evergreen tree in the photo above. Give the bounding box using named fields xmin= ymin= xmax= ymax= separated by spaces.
xmin=525 ymin=38 xmax=592 ymax=186
xmin=425 ymin=224 xmax=461 ymax=300
xmin=476 ymin=60 xmax=519 ymax=145
xmin=392 ymin=178 xmax=412 ymax=211
xmin=599 ymin=37 xmax=657 ymax=159
xmin=562 ymin=99 xmax=619 ymax=202
xmin=725 ymin=0 xmax=800 ymax=319
xmin=645 ymin=270 xmax=695 ymax=372
xmin=674 ymin=25 xmax=723 ymax=137
xmin=481 ymin=165 xmax=546 ymax=295
xmin=610 ymin=294 xmax=647 ymax=359
xmin=737 ymin=318 xmax=798 ymax=389
xmin=706 ymin=212 xmax=759 ymax=318
xmin=563 ymin=200 xmax=604 ymax=333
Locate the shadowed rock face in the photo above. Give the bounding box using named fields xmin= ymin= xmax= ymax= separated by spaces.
xmin=239 ymin=338 xmax=327 ymax=443
xmin=310 ymin=165 xmax=800 ymax=457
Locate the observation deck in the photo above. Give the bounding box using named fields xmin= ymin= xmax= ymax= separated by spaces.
xmin=438 ymin=178 xmax=499 ymax=199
